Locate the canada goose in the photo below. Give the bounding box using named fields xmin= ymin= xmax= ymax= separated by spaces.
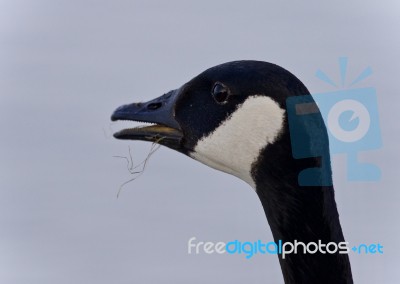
xmin=111 ymin=60 xmax=353 ymax=284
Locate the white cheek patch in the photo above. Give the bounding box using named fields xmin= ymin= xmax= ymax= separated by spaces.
xmin=190 ymin=95 xmax=285 ymax=189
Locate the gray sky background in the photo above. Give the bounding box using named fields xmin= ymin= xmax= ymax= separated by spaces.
xmin=1 ymin=1 xmax=399 ymax=283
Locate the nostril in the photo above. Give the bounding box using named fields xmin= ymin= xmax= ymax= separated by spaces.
xmin=147 ymin=102 xmax=162 ymax=110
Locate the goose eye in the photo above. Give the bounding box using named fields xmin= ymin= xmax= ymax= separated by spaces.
xmin=212 ymin=83 xmax=229 ymax=104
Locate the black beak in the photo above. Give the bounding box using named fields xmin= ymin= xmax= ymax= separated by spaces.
xmin=111 ymin=89 xmax=183 ymax=150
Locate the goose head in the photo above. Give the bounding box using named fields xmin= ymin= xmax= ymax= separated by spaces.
xmin=111 ymin=60 xmax=311 ymax=189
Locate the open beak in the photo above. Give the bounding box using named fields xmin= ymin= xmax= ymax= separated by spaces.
xmin=111 ymin=89 xmax=183 ymax=150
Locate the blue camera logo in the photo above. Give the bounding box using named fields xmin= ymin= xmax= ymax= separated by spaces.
xmin=287 ymin=57 xmax=382 ymax=186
